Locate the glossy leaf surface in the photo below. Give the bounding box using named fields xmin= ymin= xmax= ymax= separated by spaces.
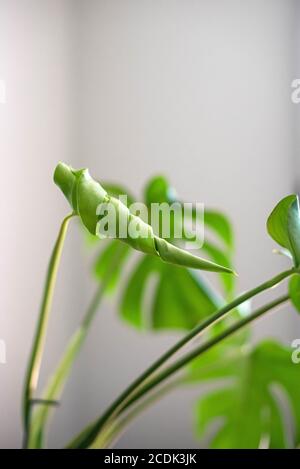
xmin=267 ymin=194 xmax=300 ymax=267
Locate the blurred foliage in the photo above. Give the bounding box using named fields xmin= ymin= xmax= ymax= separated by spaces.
xmin=188 ymin=340 xmax=300 ymax=448
xmin=92 ymin=175 xmax=235 ymax=330
xmin=85 ymin=178 xmax=300 ymax=449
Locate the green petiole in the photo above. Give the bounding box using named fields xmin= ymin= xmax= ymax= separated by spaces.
xmin=22 ymin=213 xmax=74 ymax=447
xmin=27 ymin=245 xmax=124 ymax=448
xmin=96 ymin=294 xmax=289 ymax=449
xmin=66 ymin=268 xmax=294 ymax=448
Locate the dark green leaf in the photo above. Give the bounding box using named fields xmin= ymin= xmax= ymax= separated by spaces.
xmin=267 ymin=194 xmax=300 ymax=267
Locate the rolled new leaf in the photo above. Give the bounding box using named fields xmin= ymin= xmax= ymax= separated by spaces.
xmin=54 ymin=162 xmax=234 ymax=274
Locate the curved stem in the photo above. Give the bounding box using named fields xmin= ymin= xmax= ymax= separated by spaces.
xmin=28 ymin=243 xmax=124 ymax=448
xmin=27 ymin=284 xmax=106 ymax=448
xmin=95 ymin=378 xmax=182 ymax=449
xmin=22 ymin=213 xmax=74 ymax=447
xmin=97 ymin=294 xmax=289 ymax=448
xmin=67 ymin=268 xmax=294 ymax=448
xmin=120 ymin=294 xmax=290 ymax=414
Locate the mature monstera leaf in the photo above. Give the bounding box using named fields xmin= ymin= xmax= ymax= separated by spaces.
xmin=267 ymin=194 xmax=300 ymax=267
xmin=92 ymin=175 xmax=235 ymax=330
xmin=189 ymin=340 xmax=300 ymax=448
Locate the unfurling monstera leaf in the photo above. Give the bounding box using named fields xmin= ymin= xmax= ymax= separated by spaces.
xmin=54 ymin=162 xmax=234 ymax=276
xmin=83 ymin=170 xmax=237 ymax=331
xmin=188 ymin=340 xmax=300 ymax=448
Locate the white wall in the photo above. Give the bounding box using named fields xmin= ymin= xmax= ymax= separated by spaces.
xmin=71 ymin=0 xmax=299 ymax=448
xmin=0 ymin=0 xmax=83 ymax=448
xmin=0 ymin=0 xmax=299 ymax=449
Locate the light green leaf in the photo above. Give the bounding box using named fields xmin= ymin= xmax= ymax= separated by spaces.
xmin=193 ymin=340 xmax=300 ymax=448
xmin=151 ymin=266 xmax=223 ymax=330
xmin=54 ymin=162 xmax=234 ymax=274
xmin=204 ymin=210 xmax=234 ymax=250
xmin=267 ymin=194 xmax=300 ymax=267
xmin=187 ymin=346 xmax=240 ymax=382
xmin=186 ymin=206 xmax=233 ymax=250
xmin=288 ymin=274 xmax=300 ymax=313
xmin=201 ymin=241 xmax=235 ymax=296
xmin=120 ymin=256 xmax=160 ymax=328
xmin=93 ymin=241 xmax=131 ymax=293
xmin=144 ymin=175 xmax=177 ymax=206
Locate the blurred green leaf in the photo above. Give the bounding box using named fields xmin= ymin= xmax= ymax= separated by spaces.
xmin=267 ymin=194 xmax=300 ymax=267
xmin=288 ymin=274 xmax=300 ymax=313
xmin=186 ymin=340 xmax=242 ymax=382
xmin=121 ymin=256 xmax=223 ymax=330
xmin=123 ymin=175 xmax=235 ymax=329
xmin=192 ymin=340 xmax=300 ymax=448
xmin=93 ymin=241 xmax=131 ymax=293
xmin=204 ymin=210 xmax=234 ymax=250
xmin=201 ymin=241 xmax=234 ymax=296
xmin=186 ymin=206 xmax=234 ymax=250
xmin=80 ymin=170 xmax=236 ymax=330
xmin=144 ymin=175 xmax=177 ymax=206
xmin=151 ymin=266 xmax=223 ymax=330
xmin=121 ymin=256 xmax=160 ymax=328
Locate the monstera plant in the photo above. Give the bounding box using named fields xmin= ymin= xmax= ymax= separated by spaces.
xmin=22 ymin=163 xmax=300 ymax=449
xmin=93 ymin=174 xmax=235 ymax=330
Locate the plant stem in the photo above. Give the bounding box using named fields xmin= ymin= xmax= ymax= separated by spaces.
xmin=94 ymin=378 xmax=182 ymax=449
xmin=67 ymin=268 xmax=293 ymax=448
xmin=28 ymin=243 xmax=125 ymax=448
xmin=22 ymin=213 xmax=74 ymax=447
xmin=95 ymin=294 xmax=289 ymax=448
xmin=122 ymin=295 xmax=290 ymax=412
xmin=27 ymin=283 xmax=106 ymax=448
